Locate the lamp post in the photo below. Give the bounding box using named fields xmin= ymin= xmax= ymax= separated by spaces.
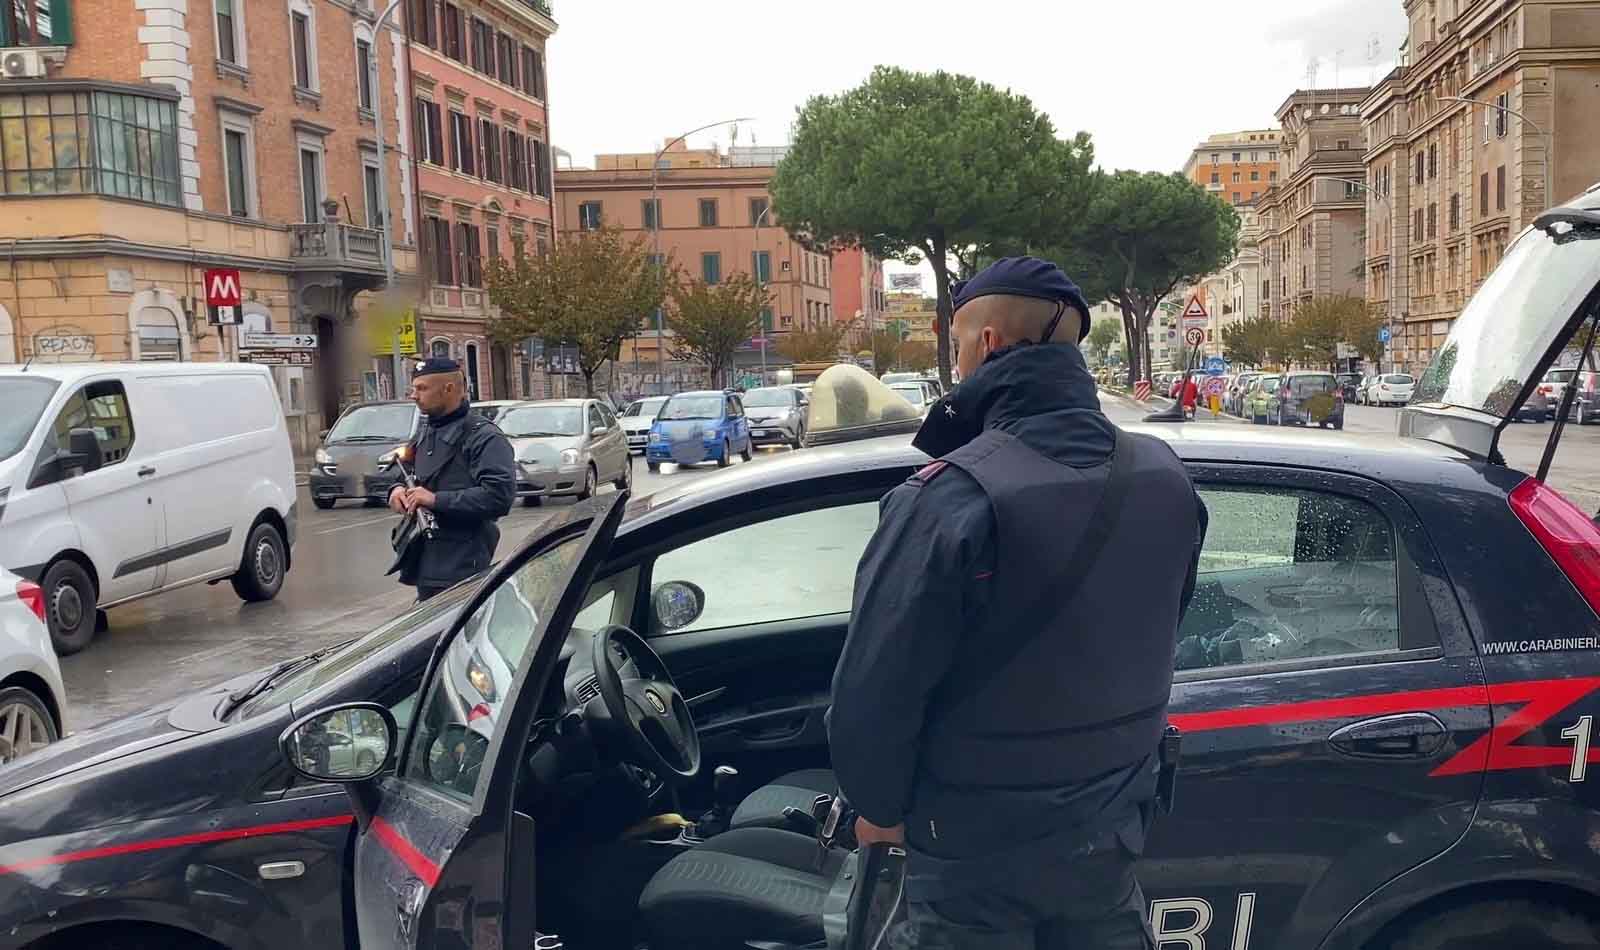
xmin=753 ymin=200 xmax=776 ymax=384
xmin=367 ymin=0 xmax=403 ymax=393
xmin=1325 ymin=175 xmax=1400 ymax=374
xmin=1442 ymin=95 xmax=1554 ymax=212
xmin=649 ymin=117 xmax=754 ymax=394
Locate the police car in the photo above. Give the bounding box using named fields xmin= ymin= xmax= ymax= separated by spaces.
xmin=4 ymin=189 xmax=1600 ymax=950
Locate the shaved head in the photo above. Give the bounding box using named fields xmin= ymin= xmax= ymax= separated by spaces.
xmin=952 ymin=294 xmax=1085 ymax=380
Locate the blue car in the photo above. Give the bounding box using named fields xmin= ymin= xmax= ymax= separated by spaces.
xmin=645 ymin=390 xmax=754 ymax=471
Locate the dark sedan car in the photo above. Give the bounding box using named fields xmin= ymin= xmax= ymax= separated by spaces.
xmin=307 ymin=401 xmax=420 ymax=509
xmin=8 ymin=191 xmax=1600 ymax=950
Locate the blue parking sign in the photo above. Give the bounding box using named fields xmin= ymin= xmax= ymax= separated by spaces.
xmin=1204 ymin=356 xmax=1228 ymax=376
xmin=1379 ymin=325 xmax=1392 ymax=344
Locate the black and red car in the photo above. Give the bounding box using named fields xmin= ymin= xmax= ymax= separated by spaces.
xmin=6 ymin=188 xmax=1600 ymax=950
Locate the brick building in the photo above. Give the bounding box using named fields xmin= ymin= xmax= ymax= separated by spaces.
xmin=1360 ymin=0 xmax=1600 ymax=374
xmin=0 ymin=0 xmax=419 ymax=451
xmin=1256 ymin=88 xmax=1371 ymax=324
xmin=404 ymin=0 xmax=556 ymax=401
xmin=1181 ymin=130 xmax=1284 ymax=207
xmin=830 ymin=248 xmax=886 ymax=333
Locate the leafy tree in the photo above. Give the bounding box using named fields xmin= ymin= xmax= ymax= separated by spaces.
xmin=899 ymin=341 xmax=937 ymax=372
xmin=1221 ymin=316 xmax=1280 ymax=369
xmin=484 ymin=225 xmax=671 ymax=396
xmin=1285 ymin=295 xmax=1383 ymax=370
xmin=1084 ymin=318 xmax=1122 ymax=364
xmin=771 ymin=65 xmax=1095 ymax=388
xmin=870 ymin=330 xmax=902 ymax=374
xmin=778 ymin=322 xmax=850 ymax=363
xmin=1053 ymin=172 xmax=1239 ymax=386
xmin=666 ymin=272 xmax=770 ymax=387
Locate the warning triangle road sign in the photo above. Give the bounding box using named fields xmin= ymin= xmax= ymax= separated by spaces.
xmin=1181 ymin=295 xmax=1209 ymax=327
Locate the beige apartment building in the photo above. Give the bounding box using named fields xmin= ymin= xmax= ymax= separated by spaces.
xmin=1361 ymin=0 xmax=1600 ymax=373
xmin=1181 ymin=130 xmax=1284 ymax=207
xmin=554 ymin=158 xmax=835 ymax=393
xmin=1257 ymin=88 xmax=1371 ymax=324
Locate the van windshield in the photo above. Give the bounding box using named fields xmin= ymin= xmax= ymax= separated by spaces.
xmin=0 ymin=377 xmax=60 ymax=462
xmin=327 ymin=404 xmax=416 ymax=443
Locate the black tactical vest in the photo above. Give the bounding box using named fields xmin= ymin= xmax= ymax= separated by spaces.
xmin=921 ymin=426 xmax=1198 ymax=789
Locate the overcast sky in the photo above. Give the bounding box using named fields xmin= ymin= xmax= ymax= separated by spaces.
xmin=546 ymin=0 xmax=1408 ymax=285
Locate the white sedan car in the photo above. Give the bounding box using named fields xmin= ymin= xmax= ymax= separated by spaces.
xmin=0 ymin=566 xmax=67 ymax=765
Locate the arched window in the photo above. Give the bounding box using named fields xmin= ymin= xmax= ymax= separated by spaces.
xmin=0 ymin=303 xmax=14 ymax=363
xmin=136 ymin=306 xmax=184 ymax=361
xmin=431 ymin=338 xmax=451 ymax=359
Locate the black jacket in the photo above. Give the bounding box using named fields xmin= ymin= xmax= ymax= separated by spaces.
xmin=828 ymin=344 xmax=1207 ymax=854
xmin=401 ymin=402 xmax=516 ymax=591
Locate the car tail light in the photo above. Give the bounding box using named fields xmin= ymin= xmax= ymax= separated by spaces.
xmin=1539 ymin=385 xmax=1552 ymax=396
xmin=1509 ymin=478 xmax=1600 ymax=617
xmin=468 ymin=703 xmax=492 ymax=722
xmin=15 ymin=580 xmax=45 ymax=624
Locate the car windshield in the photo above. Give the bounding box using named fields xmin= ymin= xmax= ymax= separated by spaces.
xmin=0 ymin=377 xmax=60 ymax=462
xmin=1291 ymin=375 xmax=1337 ymax=396
xmin=500 ymin=405 xmax=584 ymax=437
xmin=659 ymin=395 xmax=724 ymax=420
xmin=233 ymin=586 xmax=472 ymax=719
xmin=741 ymin=387 xmax=794 ymax=408
xmin=890 ymin=384 xmax=925 ymax=405
xmin=1545 ymin=369 xmax=1577 ymax=383
xmin=1258 ymin=376 xmax=1280 ymax=391
xmin=327 ymin=404 xmax=415 ymax=442
xmin=473 ymin=404 xmax=510 ymax=421
xmin=622 ymin=397 xmax=667 ymax=418
xmin=1384 ymin=374 xmax=1415 ymax=384
xmin=1415 ymin=218 xmax=1600 ymax=416
xmin=880 ymin=372 xmax=919 ymax=385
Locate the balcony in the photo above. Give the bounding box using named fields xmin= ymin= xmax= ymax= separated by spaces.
xmin=1307 ymin=148 xmax=1365 ymax=168
xmin=289 ymin=221 xmax=387 ymax=272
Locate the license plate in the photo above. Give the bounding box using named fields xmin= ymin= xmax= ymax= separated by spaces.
xmin=753 ymin=429 xmax=767 ymax=437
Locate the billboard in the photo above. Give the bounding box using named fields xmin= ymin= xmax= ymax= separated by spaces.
xmin=889 ymin=273 xmax=924 ymax=291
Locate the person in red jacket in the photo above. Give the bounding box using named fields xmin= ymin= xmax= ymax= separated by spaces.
xmin=1182 ymin=375 xmax=1199 ymax=419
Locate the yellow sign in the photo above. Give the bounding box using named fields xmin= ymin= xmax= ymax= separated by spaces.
xmin=369 ymin=308 xmax=417 ymax=357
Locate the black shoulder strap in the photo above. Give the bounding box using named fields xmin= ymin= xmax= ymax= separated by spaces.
xmin=938 ymin=427 xmax=1136 ymax=710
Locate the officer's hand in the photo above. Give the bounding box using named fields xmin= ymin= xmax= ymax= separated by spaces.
xmin=854 ymin=817 xmax=905 ymax=847
xmin=403 ymin=487 xmax=437 ymax=512
xmin=388 ymin=486 xmax=407 ymax=514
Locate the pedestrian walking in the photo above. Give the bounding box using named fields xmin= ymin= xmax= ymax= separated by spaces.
xmin=387 ymin=357 xmax=515 ymax=602
xmin=827 ymin=256 xmax=1209 ymax=949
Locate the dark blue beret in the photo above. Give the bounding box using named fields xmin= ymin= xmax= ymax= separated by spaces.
xmin=950 ymin=256 xmax=1092 ymax=342
xmin=415 ymin=357 xmax=461 ymax=377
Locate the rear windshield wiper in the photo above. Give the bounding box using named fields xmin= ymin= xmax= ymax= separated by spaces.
xmin=335 ymin=435 xmax=399 ymax=443
xmin=219 ymin=639 xmax=354 ymax=719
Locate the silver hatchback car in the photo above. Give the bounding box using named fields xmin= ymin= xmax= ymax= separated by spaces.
xmin=497 ymin=399 xmax=631 ymax=506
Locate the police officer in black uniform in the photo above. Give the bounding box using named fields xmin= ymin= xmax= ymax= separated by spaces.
xmin=828 ymin=257 xmax=1208 ymax=949
xmin=387 ymin=357 xmax=516 ymax=601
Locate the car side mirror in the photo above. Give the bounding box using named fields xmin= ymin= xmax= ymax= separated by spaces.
xmin=319 ymin=428 xmax=331 ymax=440
xmin=651 ymin=580 xmax=706 ymax=632
xmin=60 ymin=428 xmax=103 ymax=475
xmin=591 ymin=426 xmax=609 ymax=438
xmin=280 ymin=703 xmax=396 ymax=784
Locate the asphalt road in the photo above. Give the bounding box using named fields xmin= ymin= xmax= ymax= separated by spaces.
xmin=60 ymin=447 xmax=799 ymax=729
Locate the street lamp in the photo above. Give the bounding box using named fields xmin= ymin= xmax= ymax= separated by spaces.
xmin=649 ymin=117 xmax=755 ymax=394
xmin=367 ymin=0 xmax=403 ymax=391
xmin=1441 ymin=95 xmax=1555 ymax=211
xmin=753 ymin=200 xmax=776 ymax=384
xmin=1325 ymin=175 xmax=1403 ymax=374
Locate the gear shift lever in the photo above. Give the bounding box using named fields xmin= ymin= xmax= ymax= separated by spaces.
xmin=693 ymin=765 xmax=740 ymax=838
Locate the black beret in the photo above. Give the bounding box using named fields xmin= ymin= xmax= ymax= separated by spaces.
xmin=950 ymin=256 xmax=1092 ymax=342
xmin=415 ymin=357 xmax=461 ymax=377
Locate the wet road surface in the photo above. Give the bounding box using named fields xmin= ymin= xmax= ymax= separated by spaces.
xmin=60 ymin=447 xmax=799 ymax=729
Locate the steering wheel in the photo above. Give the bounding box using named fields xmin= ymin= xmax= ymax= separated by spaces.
xmin=591 ymin=624 xmax=701 ymax=784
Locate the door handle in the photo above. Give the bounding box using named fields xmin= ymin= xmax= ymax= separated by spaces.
xmin=137 ymin=466 xmax=157 ymax=478
xmin=1328 ymin=712 xmax=1448 ymax=760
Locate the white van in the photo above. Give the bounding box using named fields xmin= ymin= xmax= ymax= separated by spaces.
xmin=0 ymin=363 xmax=296 ymax=654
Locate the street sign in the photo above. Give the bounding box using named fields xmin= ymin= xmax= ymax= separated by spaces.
xmin=1203 ymin=376 xmax=1227 ymax=397
xmin=204 ymin=269 xmax=242 ymax=308
xmin=1134 ymin=380 xmax=1152 ymax=401
xmin=1184 ymin=326 xmax=1205 ymax=347
xmin=368 ymin=310 xmax=417 ymax=356
xmin=238 ymin=349 xmax=314 ymax=366
xmin=1379 ymin=325 xmax=1392 ymax=344
xmin=1204 ymin=356 xmax=1228 ymax=376
xmin=1181 ymin=295 xmax=1210 ymax=329
xmin=209 ymin=305 xmax=239 ymax=326
xmin=243 ymin=332 xmax=318 ymax=350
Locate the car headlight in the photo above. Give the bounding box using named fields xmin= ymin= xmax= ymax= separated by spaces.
xmin=561 ymin=448 xmax=580 ymax=465
xmin=376 ymin=448 xmax=399 ymax=471
xmin=703 ymin=424 xmax=719 ymax=438
xmin=315 ymin=448 xmax=333 ymax=466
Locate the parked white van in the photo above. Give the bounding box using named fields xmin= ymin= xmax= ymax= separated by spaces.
xmin=0 ymin=363 xmax=296 ymax=654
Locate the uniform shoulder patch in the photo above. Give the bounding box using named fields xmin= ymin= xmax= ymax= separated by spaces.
xmin=909 ymin=460 xmax=949 ymax=485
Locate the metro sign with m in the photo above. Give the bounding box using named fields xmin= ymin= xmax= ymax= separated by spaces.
xmin=204 ymin=269 xmax=242 ymax=308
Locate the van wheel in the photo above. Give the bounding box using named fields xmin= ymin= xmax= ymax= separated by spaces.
xmin=41 ymin=560 xmax=97 ymax=655
xmin=0 ymin=686 xmax=58 ymax=764
xmin=313 ymin=497 xmax=336 ymax=510
xmin=740 ymin=437 xmax=753 ymax=462
xmin=717 ymin=440 xmax=731 ymax=468
xmin=231 ymin=522 xmax=286 ymax=603
xmin=1381 ymin=898 xmax=1600 ymax=950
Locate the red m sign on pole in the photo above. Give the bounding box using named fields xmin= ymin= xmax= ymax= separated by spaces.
xmin=204 ymin=268 xmax=242 ymax=307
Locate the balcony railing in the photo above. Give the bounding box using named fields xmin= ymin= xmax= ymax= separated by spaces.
xmin=289 ymin=222 xmax=386 ymax=270
xmin=516 ymin=0 xmax=553 ymax=18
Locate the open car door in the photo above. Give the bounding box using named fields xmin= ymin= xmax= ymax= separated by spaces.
xmin=282 ymin=493 xmax=627 ymax=950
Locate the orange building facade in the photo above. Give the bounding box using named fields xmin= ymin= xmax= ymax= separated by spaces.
xmin=1181 ymin=130 xmax=1284 ymax=207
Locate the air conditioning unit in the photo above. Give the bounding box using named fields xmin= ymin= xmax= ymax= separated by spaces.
xmin=1 ymin=49 xmax=47 ymax=79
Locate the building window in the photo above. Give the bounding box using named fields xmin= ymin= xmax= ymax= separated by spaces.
xmin=409 ymin=0 xmax=435 ymax=48
xmin=424 ymin=214 xmax=453 ymax=283
xmin=525 ymin=47 xmax=546 ymax=99
xmin=299 ymin=145 xmax=324 ymax=222
xmin=0 ymin=90 xmax=178 ymax=204
xmin=1250 ymin=170 xmax=1260 ymax=181
xmin=441 ymin=3 xmax=462 ymax=61
xmin=1427 ymin=202 xmax=1437 ymax=238
xmin=520 ymin=46 xmax=537 ymax=98
xmin=1231 ymin=171 xmax=1241 ymax=183
xmin=431 ymin=338 xmax=450 ymax=359
xmin=1413 ymin=208 xmax=1424 ymax=240
xmin=759 ymin=307 xmax=773 ymax=333
xmin=1210 ymin=152 xmax=1220 ymax=163
xmin=220 ymin=115 xmax=255 ymax=217
xmin=1210 ymin=172 xmax=1219 ymax=184
xmin=1496 ymin=164 xmax=1506 ymax=211
xmin=752 ymin=251 xmax=770 ymax=284
xmin=1269 ymin=170 xmax=1278 ymax=182
xmin=136 ymin=308 xmax=183 ymax=360
xmin=698 ymin=198 xmax=718 ymax=227
xmin=355 ymin=38 xmax=374 ymax=112
xmin=578 ymin=201 xmax=601 ymax=231
xmin=480 ymin=117 xmax=501 ymax=182
xmin=641 ymin=198 xmax=660 ymax=230
xmin=2 ymin=0 xmax=71 ymax=45
xmin=215 ymin=0 xmax=243 ymax=65
xmin=531 ymin=138 xmax=549 ymax=198
xmin=449 ymin=110 xmax=474 ymax=174
xmin=1415 ymin=153 xmax=1425 ymax=184
xmin=1449 ymin=193 xmax=1460 ymax=230
xmin=1232 ymin=192 xmax=1241 ymax=204
xmin=750 ymin=196 xmax=769 ymax=226
xmin=362 ymin=155 xmax=382 ymax=228
xmin=290 ymin=7 xmax=316 ymax=90
xmin=497 ymin=33 xmax=515 ymax=88
xmin=486 ymin=222 xmax=499 ymax=262
xmin=1480 ymin=172 xmax=1490 ymax=214
xmin=1232 ymin=152 xmax=1241 ymax=162
xmin=471 ymin=19 xmax=493 ymax=78
xmin=414 ymin=98 xmax=444 ymax=164
xmin=701 ymin=252 xmax=721 ymax=285
xmin=455 ymin=221 xmax=481 ymax=287
xmin=505 ymin=129 xmax=525 ymax=190
xmin=1495 ymin=93 xmax=1509 ymax=138
xmin=1427 ymin=143 xmax=1437 ymax=178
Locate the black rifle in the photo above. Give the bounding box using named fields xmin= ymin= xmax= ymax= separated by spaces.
xmin=386 ymin=452 xmax=437 ymax=577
